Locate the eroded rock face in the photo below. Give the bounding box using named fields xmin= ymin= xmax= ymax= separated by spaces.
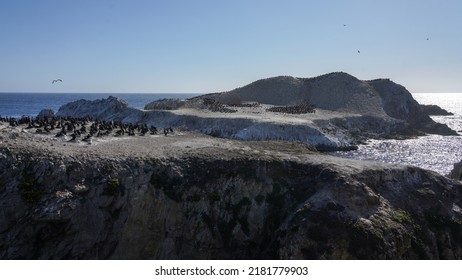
xmin=1 ymin=145 xmax=462 ymax=260
xmin=450 ymin=161 xmax=462 ymax=180
xmin=57 ymin=96 xmax=130 ymax=120
xmin=144 ymin=98 xmax=186 ymax=110
xmin=36 ymin=109 xmax=55 ymax=120
xmin=420 ymin=104 xmax=454 ymax=116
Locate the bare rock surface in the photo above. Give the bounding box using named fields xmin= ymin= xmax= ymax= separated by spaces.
xmin=450 ymin=161 xmax=462 ymax=180
xmin=420 ymin=104 xmax=454 ymax=116
xmin=56 ymin=73 xmax=457 ymax=152
xmin=1 ymin=123 xmax=462 ymax=259
xmin=37 ymin=109 xmax=55 ymax=120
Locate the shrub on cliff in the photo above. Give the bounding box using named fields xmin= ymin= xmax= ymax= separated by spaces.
xmin=17 ymin=178 xmax=43 ymax=204
xmin=103 ymin=178 xmax=120 ymax=196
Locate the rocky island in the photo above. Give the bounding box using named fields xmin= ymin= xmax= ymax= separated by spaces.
xmin=59 ymin=72 xmax=457 ymax=150
xmin=1 ymin=72 xmax=461 ymax=259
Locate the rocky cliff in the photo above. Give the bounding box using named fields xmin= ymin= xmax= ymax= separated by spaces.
xmin=1 ymin=128 xmax=462 ymax=259
xmin=56 ymin=73 xmax=457 ymax=151
xmin=450 ymin=161 xmax=462 ymax=181
xmin=205 ymin=72 xmax=457 ymax=136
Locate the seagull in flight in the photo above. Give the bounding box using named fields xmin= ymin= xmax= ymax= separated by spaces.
xmin=52 ymin=79 xmax=62 ymax=84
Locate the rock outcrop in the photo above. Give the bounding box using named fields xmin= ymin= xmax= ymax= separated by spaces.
xmin=450 ymin=161 xmax=462 ymax=180
xmin=1 ymin=134 xmax=462 ymax=259
xmin=57 ymin=96 xmax=135 ymax=119
xmin=55 ymin=73 xmax=458 ymax=151
xmin=36 ymin=109 xmax=55 ymax=120
xmin=420 ymin=104 xmax=454 ymax=116
xmin=144 ymin=98 xmax=186 ymax=110
xmin=366 ymin=79 xmax=456 ymax=136
xmin=205 ymin=72 xmax=457 ymax=136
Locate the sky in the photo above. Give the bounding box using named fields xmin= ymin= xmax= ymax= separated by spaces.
xmin=1 ymin=0 xmax=461 ymax=93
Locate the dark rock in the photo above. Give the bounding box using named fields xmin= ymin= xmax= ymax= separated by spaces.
xmin=56 ymin=96 xmax=130 ymax=120
xmin=450 ymin=161 xmax=462 ymax=180
xmin=36 ymin=109 xmax=55 ymax=120
xmin=420 ymin=104 xmax=454 ymax=116
xmin=144 ymin=98 xmax=186 ymax=110
xmin=1 ymin=146 xmax=462 ymax=259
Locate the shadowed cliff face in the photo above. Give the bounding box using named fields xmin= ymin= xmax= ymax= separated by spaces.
xmin=450 ymin=161 xmax=462 ymax=181
xmin=1 ymin=144 xmax=462 ymax=260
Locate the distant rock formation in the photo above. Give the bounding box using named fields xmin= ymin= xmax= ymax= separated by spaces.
xmin=57 ymin=96 xmax=129 ymax=119
xmin=36 ymin=109 xmax=55 ymax=120
xmin=420 ymin=104 xmax=454 ymax=116
xmin=55 ymin=73 xmax=458 ymax=150
xmin=57 ymin=96 xmax=144 ymax=123
xmin=366 ymin=79 xmax=456 ymax=135
xmin=205 ymin=72 xmax=457 ymax=136
xmin=144 ymin=98 xmax=186 ymax=110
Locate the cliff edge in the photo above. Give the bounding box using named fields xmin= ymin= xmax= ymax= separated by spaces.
xmin=1 ymin=124 xmax=462 ymax=259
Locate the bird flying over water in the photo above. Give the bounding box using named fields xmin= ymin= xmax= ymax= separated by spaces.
xmin=52 ymin=79 xmax=62 ymax=84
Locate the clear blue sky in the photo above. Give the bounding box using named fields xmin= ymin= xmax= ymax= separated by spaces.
xmin=1 ymin=0 xmax=461 ymax=93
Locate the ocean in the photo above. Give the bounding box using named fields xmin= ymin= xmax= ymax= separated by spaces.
xmin=333 ymin=93 xmax=462 ymax=176
xmin=0 ymin=92 xmax=199 ymax=119
xmin=1 ymin=92 xmax=461 ymax=175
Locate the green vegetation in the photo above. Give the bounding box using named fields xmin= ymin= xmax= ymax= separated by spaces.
xmin=254 ymin=194 xmax=264 ymax=205
xmin=392 ymin=209 xmax=413 ymax=224
xmin=150 ymin=173 xmax=163 ymax=188
xmin=425 ymin=211 xmax=462 ymax=230
xmin=150 ymin=171 xmax=182 ymax=202
xmin=17 ymin=178 xmax=43 ymax=204
xmin=103 ymin=178 xmax=120 ymax=196
xmin=209 ymin=192 xmax=220 ymax=203
xmin=186 ymin=194 xmax=201 ymax=202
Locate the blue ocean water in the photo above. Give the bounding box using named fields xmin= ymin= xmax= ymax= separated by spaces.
xmin=0 ymin=92 xmax=199 ymax=119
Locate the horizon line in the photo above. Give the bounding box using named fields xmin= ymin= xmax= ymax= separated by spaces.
xmin=0 ymin=91 xmax=202 ymax=95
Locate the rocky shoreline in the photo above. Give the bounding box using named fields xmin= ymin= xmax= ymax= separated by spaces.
xmin=1 ymin=123 xmax=462 ymax=259
xmin=1 ymin=72 xmax=461 ymax=259
xmin=56 ymin=72 xmax=458 ymax=151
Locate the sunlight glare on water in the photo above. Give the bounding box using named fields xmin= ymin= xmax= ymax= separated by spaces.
xmin=333 ymin=93 xmax=462 ymax=176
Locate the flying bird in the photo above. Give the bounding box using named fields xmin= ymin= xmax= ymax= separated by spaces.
xmin=357 ymin=50 xmax=360 ymax=53
xmin=52 ymin=79 xmax=62 ymax=84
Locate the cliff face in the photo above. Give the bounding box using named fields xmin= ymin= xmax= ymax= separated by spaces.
xmin=450 ymin=161 xmax=462 ymax=181
xmin=1 ymin=140 xmax=462 ymax=259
